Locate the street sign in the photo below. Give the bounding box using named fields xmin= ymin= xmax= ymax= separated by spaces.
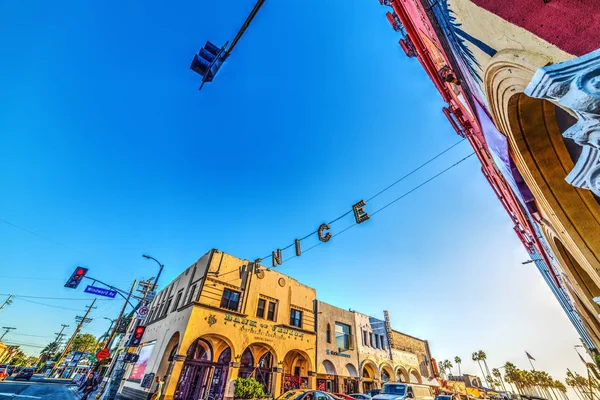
xmin=145 ymin=290 xmax=156 ymax=303
xmin=124 ymin=353 xmax=140 ymax=363
xmin=137 ymin=306 xmax=149 ymax=318
xmin=84 ymin=285 xmax=117 ymax=298
xmin=96 ymin=348 xmax=110 ymax=362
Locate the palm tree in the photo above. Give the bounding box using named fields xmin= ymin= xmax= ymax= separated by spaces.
xmin=455 ymin=357 xmax=462 ymax=376
xmin=493 ymin=368 xmax=508 ymax=393
xmin=473 ymin=352 xmax=486 ymax=386
xmin=478 ymin=350 xmax=495 ymax=389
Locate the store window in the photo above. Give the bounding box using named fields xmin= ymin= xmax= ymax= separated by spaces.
xmin=220 ymin=289 xmax=240 ymax=311
xmin=335 ymin=323 xmax=353 ymax=350
xmin=290 ymin=309 xmax=303 ymax=328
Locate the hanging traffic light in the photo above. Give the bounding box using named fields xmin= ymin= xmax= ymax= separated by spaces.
xmin=190 ymin=41 xmax=228 ymax=90
xmin=128 ymin=326 xmax=146 ymax=347
xmin=64 ymin=267 xmax=88 ymax=289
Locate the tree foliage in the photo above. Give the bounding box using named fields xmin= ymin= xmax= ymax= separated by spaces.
xmin=234 ymin=377 xmax=268 ymax=399
xmin=71 ymin=333 xmax=98 ymax=353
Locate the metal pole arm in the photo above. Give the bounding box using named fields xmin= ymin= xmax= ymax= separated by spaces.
xmin=83 ymin=276 xmax=136 ymax=309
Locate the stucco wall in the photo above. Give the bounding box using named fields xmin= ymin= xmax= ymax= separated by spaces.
xmin=315 ymin=301 xmax=360 ymax=378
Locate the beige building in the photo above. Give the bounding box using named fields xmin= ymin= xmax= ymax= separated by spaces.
xmin=315 ymin=301 xmax=360 ymax=394
xmin=120 ymin=249 xmax=317 ymax=400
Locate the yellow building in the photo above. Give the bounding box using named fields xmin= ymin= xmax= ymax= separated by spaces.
xmin=121 ymin=249 xmax=317 ymax=400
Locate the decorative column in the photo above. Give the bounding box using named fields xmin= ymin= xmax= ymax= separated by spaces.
xmin=308 ymin=371 xmax=316 ymax=390
xmin=224 ymin=362 xmax=240 ymax=400
xmin=163 ymin=355 xmax=186 ymax=400
xmin=525 ymin=48 xmax=600 ymax=195
xmin=272 ymin=367 xmax=283 ymax=398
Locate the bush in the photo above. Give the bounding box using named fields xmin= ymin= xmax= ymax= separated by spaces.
xmin=234 ymin=377 xmax=267 ymax=399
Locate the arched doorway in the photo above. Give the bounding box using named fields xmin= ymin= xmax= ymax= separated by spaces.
xmin=282 ymin=350 xmax=311 ymax=391
xmin=317 ymin=360 xmax=337 ymax=392
xmin=380 ymin=364 xmax=393 ymax=384
xmin=396 ymin=366 xmax=409 ymax=383
xmin=155 ymin=332 xmax=180 ymax=393
xmin=342 ymin=364 xmax=359 ymax=394
xmin=361 ymin=361 xmax=378 ymax=393
xmin=409 ymin=369 xmax=421 ymax=384
xmin=239 ymin=344 xmax=276 ymax=394
xmin=174 ymin=336 xmax=232 ymax=400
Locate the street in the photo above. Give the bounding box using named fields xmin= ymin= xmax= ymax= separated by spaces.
xmin=0 ymin=375 xmax=78 ymax=399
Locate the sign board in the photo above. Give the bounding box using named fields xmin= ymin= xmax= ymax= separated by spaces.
xmin=116 ymin=317 xmax=132 ymax=333
xmin=145 ymin=290 xmax=156 ymax=303
xmin=141 ymin=373 xmax=155 ymax=388
xmin=84 ymin=285 xmax=117 ymax=298
xmin=96 ymin=348 xmax=110 ymax=362
xmin=137 ymin=306 xmax=149 ymax=318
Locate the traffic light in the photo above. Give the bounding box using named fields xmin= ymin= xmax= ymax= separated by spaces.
xmin=128 ymin=326 xmax=146 ymax=347
xmin=124 ymin=353 xmax=140 ymax=363
xmin=64 ymin=267 xmax=88 ymax=289
xmin=190 ymin=41 xmax=228 ymax=89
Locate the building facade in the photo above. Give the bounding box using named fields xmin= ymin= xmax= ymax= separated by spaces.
xmin=121 ymin=249 xmax=317 ymax=400
xmin=119 ymin=250 xmax=436 ymax=400
xmin=374 ymin=0 xmax=600 ymax=352
xmin=315 ymin=301 xmax=360 ymax=394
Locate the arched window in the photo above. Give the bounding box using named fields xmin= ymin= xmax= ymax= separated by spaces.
xmin=326 ymin=324 xmax=331 ymax=343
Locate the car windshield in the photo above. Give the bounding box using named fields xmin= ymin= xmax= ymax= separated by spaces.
xmin=381 ymin=385 xmax=406 ymax=395
xmin=437 ymin=396 xmax=452 ymax=400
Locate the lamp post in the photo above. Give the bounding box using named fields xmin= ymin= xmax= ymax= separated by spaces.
xmin=99 ymin=317 xmax=117 ymax=343
xmin=142 ymin=255 xmax=164 ymax=291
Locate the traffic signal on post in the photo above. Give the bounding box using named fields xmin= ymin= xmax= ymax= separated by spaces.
xmin=128 ymin=326 xmax=146 ymax=347
xmin=64 ymin=267 xmax=88 ymax=289
xmin=190 ymin=41 xmax=228 ymax=89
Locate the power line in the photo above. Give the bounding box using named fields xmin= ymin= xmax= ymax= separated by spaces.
xmin=0 ymin=293 xmax=115 ymax=301
xmin=18 ymin=298 xmax=88 ymax=312
xmin=0 ymin=217 xmax=86 ymax=255
xmin=7 ymin=332 xmax=55 ymax=339
xmin=280 ymin=152 xmax=476 ymax=262
xmin=3 ymin=341 xmax=47 ymax=349
xmin=259 ymin=142 xmax=470 ymax=262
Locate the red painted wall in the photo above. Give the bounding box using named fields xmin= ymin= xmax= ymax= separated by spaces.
xmin=471 ymin=0 xmax=600 ymax=56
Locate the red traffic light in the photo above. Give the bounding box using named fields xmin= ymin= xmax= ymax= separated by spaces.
xmin=135 ymin=327 xmax=144 ymax=336
xmin=65 ymin=266 xmax=89 ymax=289
xmin=128 ymin=325 xmax=146 ymax=347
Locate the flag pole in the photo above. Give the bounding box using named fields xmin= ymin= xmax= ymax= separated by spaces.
xmin=526 ymin=352 xmax=535 ymax=371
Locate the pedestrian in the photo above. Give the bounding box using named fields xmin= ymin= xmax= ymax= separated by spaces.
xmin=148 ymin=376 xmax=163 ymax=400
xmin=81 ymin=372 xmax=99 ymax=400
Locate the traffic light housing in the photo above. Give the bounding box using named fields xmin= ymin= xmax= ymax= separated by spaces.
xmin=190 ymin=41 xmax=228 ymax=89
xmin=64 ymin=267 xmax=88 ymax=289
xmin=128 ymin=326 xmax=146 ymax=347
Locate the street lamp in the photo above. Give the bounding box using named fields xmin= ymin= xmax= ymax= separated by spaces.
xmin=142 ymin=254 xmax=164 ymax=291
xmin=98 ymin=317 xmax=117 ymax=343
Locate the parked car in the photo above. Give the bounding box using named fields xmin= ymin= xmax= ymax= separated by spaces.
xmin=334 ymin=394 xmax=360 ymax=400
xmin=366 ymin=390 xmax=381 ymax=398
xmin=0 ymin=367 xmax=8 ymax=381
xmin=373 ymin=384 xmax=434 ymax=400
xmin=435 ymin=395 xmax=454 ymax=400
xmin=14 ymin=368 xmax=34 ymax=381
xmin=277 ymin=390 xmax=340 ymax=400
xmin=6 ymin=366 xmax=15 ymax=376
xmin=350 ymin=394 xmax=371 ymax=400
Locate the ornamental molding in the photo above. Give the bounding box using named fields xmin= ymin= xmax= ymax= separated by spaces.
xmin=525 ymin=49 xmax=600 ymax=196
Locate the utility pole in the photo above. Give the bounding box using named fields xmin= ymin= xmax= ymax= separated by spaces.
xmin=54 ymin=324 xmax=69 ymax=347
xmin=0 ymin=295 xmax=13 ymax=313
xmin=0 ymin=327 xmax=16 ymax=341
xmin=50 ymin=299 xmax=96 ymax=377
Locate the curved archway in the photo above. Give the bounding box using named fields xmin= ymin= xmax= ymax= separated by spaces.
xmin=319 ymin=360 xmax=336 ymax=375
xmin=174 ymin=335 xmax=233 ymax=400
xmin=380 ymin=363 xmax=393 ymax=383
xmin=361 ymin=360 xmax=378 ymax=392
xmin=282 ymin=349 xmax=312 ymax=391
xmin=485 ymin=49 xmax=600 ymax=348
xmin=155 ymin=331 xmax=180 ymax=386
xmin=409 ymin=369 xmax=422 ymax=384
xmin=395 ymin=366 xmax=409 ymax=383
xmin=344 ymin=364 xmax=358 ymax=378
xmin=239 ymin=343 xmax=277 ymax=394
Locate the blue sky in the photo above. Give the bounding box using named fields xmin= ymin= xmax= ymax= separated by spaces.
xmin=0 ymin=0 xmax=588 ymax=385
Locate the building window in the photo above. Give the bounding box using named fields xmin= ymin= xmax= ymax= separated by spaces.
xmin=290 ymin=309 xmax=303 ymax=328
xmin=335 ymin=322 xmax=353 ymax=350
xmin=188 ymin=284 xmax=197 ymax=304
xmin=220 ymin=289 xmax=240 ymax=311
xmin=163 ymin=297 xmax=172 ymax=317
xmin=369 ymin=332 xmax=374 ymax=348
xmin=257 ymin=299 xmax=266 ymax=318
xmin=381 ymin=335 xmax=386 ymax=349
xmin=363 ymin=330 xmax=368 ymax=346
xmin=326 ymin=324 xmax=332 ymax=343
xmin=375 ymin=334 xmax=380 ymax=349
xmin=173 ymin=290 xmax=183 ymax=312
xmin=267 ymin=301 xmax=277 ymax=321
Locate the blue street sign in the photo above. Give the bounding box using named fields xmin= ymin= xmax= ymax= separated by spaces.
xmin=84 ymin=285 xmax=117 ymax=298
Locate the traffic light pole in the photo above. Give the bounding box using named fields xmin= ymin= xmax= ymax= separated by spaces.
xmin=50 ymin=299 xmax=96 ymax=377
